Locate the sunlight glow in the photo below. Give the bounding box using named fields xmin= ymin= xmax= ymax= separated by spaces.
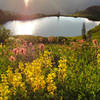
xmin=4 ymin=21 xmax=37 ymax=35
xmin=24 ymin=0 xmax=30 ymax=7
xmin=14 ymin=21 xmax=36 ymax=35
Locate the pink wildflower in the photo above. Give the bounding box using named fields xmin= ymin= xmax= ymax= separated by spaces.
xmin=4 ymin=52 xmax=7 ymax=55
xmin=5 ymin=39 xmax=8 ymax=43
xmin=31 ymin=47 xmax=35 ymax=51
xmin=71 ymin=42 xmax=75 ymax=45
xmin=9 ymin=56 xmax=16 ymax=62
xmin=23 ymin=41 xmax=27 ymax=47
xmin=12 ymin=48 xmax=19 ymax=55
xmin=92 ymin=39 xmax=98 ymax=45
xmin=29 ymin=42 xmax=32 ymax=47
xmin=19 ymin=48 xmax=27 ymax=55
xmin=39 ymin=43 xmax=45 ymax=51
xmin=79 ymin=40 xmax=84 ymax=43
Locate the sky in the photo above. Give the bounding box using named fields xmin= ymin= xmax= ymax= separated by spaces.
xmin=0 ymin=0 xmax=100 ymax=14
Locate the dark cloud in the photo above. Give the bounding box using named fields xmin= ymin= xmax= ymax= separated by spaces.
xmin=0 ymin=0 xmax=100 ymax=14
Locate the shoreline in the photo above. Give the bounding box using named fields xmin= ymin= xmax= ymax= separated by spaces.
xmin=1 ymin=14 xmax=100 ymax=25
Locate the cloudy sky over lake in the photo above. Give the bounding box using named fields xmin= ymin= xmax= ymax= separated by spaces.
xmin=0 ymin=0 xmax=100 ymax=14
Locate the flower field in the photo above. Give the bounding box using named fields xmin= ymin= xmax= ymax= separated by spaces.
xmin=0 ymin=37 xmax=100 ymax=100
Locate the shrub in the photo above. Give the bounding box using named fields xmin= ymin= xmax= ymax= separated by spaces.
xmin=0 ymin=25 xmax=11 ymax=43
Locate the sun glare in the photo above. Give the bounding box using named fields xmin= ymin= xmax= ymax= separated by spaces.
xmin=24 ymin=0 xmax=30 ymax=7
xmin=14 ymin=21 xmax=36 ymax=35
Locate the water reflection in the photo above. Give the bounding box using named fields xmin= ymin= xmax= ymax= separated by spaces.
xmin=4 ymin=17 xmax=100 ymax=37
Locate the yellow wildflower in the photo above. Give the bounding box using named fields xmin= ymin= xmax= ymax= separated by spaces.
xmin=46 ymin=73 xmax=57 ymax=95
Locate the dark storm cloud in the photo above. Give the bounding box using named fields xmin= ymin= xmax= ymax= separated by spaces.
xmin=0 ymin=0 xmax=100 ymax=14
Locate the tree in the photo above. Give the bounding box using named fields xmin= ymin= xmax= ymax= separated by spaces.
xmin=82 ymin=22 xmax=87 ymax=40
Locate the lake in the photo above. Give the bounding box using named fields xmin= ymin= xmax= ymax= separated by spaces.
xmin=4 ymin=16 xmax=100 ymax=37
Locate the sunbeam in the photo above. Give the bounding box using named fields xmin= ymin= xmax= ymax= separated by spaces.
xmin=24 ymin=0 xmax=30 ymax=7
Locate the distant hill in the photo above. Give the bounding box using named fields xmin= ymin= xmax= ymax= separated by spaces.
xmin=0 ymin=9 xmax=47 ymax=24
xmin=1 ymin=5 xmax=100 ymax=24
xmin=0 ymin=9 xmax=65 ymax=24
xmin=0 ymin=9 xmax=18 ymax=24
xmin=72 ymin=5 xmax=100 ymax=21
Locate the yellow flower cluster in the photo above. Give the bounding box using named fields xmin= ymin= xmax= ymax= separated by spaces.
xmin=0 ymin=74 xmax=9 ymax=100
xmin=46 ymin=73 xmax=57 ymax=95
xmin=40 ymin=50 xmax=53 ymax=68
xmin=0 ymin=43 xmax=5 ymax=49
xmin=97 ymin=54 xmax=100 ymax=64
xmin=0 ymin=50 xmax=70 ymax=98
xmin=58 ymin=57 xmax=67 ymax=83
xmin=97 ymin=54 xmax=100 ymax=70
xmin=6 ymin=67 xmax=26 ymax=95
xmin=0 ymin=43 xmax=3 ymax=48
xmin=7 ymin=69 xmax=22 ymax=88
xmin=23 ymin=59 xmax=46 ymax=92
xmin=0 ymin=50 xmax=53 ymax=97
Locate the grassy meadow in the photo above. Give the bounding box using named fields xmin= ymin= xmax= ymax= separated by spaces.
xmin=0 ymin=24 xmax=100 ymax=100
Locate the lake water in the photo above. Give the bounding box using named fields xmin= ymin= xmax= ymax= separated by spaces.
xmin=4 ymin=16 xmax=100 ymax=37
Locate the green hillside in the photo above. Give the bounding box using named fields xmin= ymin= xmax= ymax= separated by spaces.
xmin=87 ymin=24 xmax=100 ymax=41
xmin=72 ymin=6 xmax=100 ymax=21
